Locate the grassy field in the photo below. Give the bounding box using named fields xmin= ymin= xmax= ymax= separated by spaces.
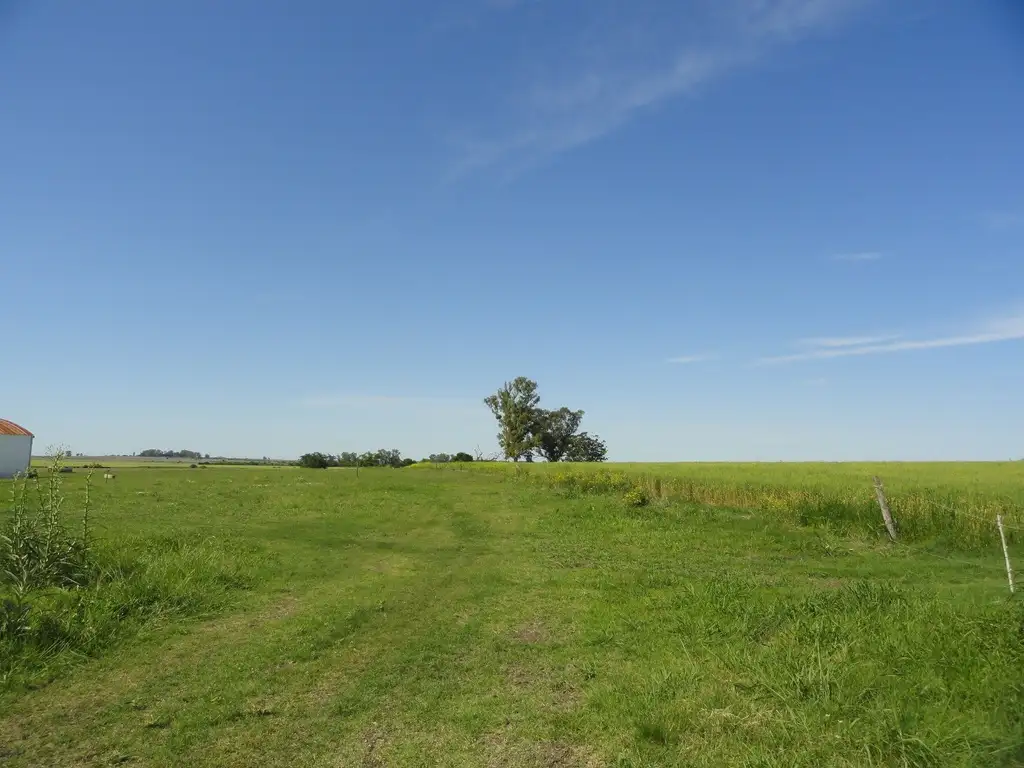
xmin=1 ymin=466 xmax=1022 ymax=766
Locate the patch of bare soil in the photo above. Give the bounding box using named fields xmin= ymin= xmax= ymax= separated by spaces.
xmin=486 ymin=731 xmax=603 ymax=768
xmin=361 ymin=724 xmax=387 ymax=768
xmin=515 ymin=621 xmax=549 ymax=645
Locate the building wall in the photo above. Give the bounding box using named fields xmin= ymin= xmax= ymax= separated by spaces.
xmin=0 ymin=435 xmax=33 ymax=478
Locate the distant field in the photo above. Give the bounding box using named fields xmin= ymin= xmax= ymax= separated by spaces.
xmin=31 ymin=455 xmax=295 ymax=469
xmin=1 ymin=466 xmax=1021 ymax=766
xmin=438 ymin=461 xmax=1024 ymax=550
xmin=39 ymin=457 xmax=1024 ymax=501
xmin=453 ymin=460 xmax=1024 ymax=500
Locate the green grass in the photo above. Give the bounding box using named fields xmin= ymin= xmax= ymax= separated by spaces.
xmin=1 ymin=466 xmax=1022 ymax=766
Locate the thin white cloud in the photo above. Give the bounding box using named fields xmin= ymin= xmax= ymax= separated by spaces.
xmin=832 ymin=251 xmax=882 ymax=262
xmin=448 ymin=0 xmax=872 ymax=177
xmin=799 ymin=334 xmax=899 ymax=348
xmin=666 ymin=354 xmax=710 ymax=364
xmin=758 ymin=310 xmax=1024 ymax=364
xmin=450 ymin=50 xmax=733 ymax=179
xmin=732 ymin=0 xmax=867 ymax=38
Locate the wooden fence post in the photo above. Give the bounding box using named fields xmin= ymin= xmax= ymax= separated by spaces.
xmin=872 ymin=476 xmax=898 ymax=541
xmin=996 ymin=515 xmax=1015 ymax=595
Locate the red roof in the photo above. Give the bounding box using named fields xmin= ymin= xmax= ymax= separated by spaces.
xmin=0 ymin=420 xmax=33 ymax=437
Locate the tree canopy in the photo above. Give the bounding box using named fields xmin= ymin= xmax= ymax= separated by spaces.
xmin=297 ymin=452 xmax=331 ymax=469
xmin=563 ymin=432 xmax=608 ymax=463
xmin=535 ymin=407 xmax=585 ymax=463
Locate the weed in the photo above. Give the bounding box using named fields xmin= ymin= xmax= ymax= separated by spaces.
xmin=1 ymin=450 xmax=95 ymax=606
xmin=623 ymin=487 xmax=649 ymax=507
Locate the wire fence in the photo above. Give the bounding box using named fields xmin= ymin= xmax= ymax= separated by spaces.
xmin=874 ymin=479 xmax=1018 ymax=595
xmin=916 ymin=496 xmax=1024 ymax=531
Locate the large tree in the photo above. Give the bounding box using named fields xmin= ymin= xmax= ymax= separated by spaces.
xmin=484 ymin=377 xmax=542 ymax=462
xmin=534 ymin=407 xmax=585 ymax=463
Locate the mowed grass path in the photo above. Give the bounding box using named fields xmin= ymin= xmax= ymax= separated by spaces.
xmin=1 ymin=468 xmax=1021 ymax=766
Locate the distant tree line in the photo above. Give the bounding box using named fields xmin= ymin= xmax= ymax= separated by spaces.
xmin=484 ymin=377 xmax=607 ymax=463
xmin=138 ymin=449 xmax=210 ymax=459
xmin=297 ymin=449 xmax=483 ymax=469
xmin=424 ymin=452 xmax=475 ymax=464
xmin=297 ymin=450 xmax=414 ymax=469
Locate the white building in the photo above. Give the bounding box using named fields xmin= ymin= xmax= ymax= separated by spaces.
xmin=0 ymin=420 xmax=34 ymax=478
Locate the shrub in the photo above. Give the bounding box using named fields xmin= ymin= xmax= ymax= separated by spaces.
xmin=623 ymin=486 xmax=650 ymax=507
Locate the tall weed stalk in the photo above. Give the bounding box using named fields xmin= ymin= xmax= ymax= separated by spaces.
xmin=1 ymin=449 xmax=95 ymax=641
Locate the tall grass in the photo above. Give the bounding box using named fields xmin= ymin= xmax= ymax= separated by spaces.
xmin=455 ymin=463 xmax=1022 ymax=550
xmin=1 ymin=450 xmax=95 ymax=642
xmin=0 ymin=452 xmax=261 ymax=690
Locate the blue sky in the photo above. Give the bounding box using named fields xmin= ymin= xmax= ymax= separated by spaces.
xmin=2 ymin=0 xmax=1022 ymax=461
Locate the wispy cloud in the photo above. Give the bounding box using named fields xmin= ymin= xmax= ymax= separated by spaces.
xmin=832 ymin=251 xmax=882 ymax=262
xmin=447 ymin=0 xmax=871 ymax=177
xmin=799 ymin=334 xmax=899 ymax=348
xmin=758 ymin=310 xmax=1024 ymax=364
xmin=666 ymin=354 xmax=710 ymax=364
